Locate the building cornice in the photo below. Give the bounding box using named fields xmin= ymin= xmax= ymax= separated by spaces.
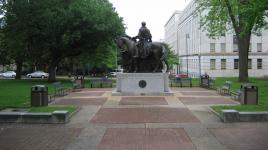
xmin=179 ymin=52 xmax=268 ymax=57
xmin=165 ymin=10 xmax=182 ymax=27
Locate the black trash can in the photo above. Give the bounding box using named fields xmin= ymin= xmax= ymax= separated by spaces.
xmin=200 ymin=74 xmax=210 ymax=88
xmin=75 ymin=75 xmax=85 ymax=88
xmin=31 ymin=85 xmax=48 ymax=107
xmin=240 ymin=84 xmax=258 ymax=105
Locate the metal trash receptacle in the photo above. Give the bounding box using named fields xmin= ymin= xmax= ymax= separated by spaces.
xmin=75 ymin=75 xmax=85 ymax=88
xmin=240 ymin=84 xmax=258 ymax=105
xmin=200 ymin=74 xmax=209 ymax=88
xmin=31 ymin=85 xmax=48 ymax=107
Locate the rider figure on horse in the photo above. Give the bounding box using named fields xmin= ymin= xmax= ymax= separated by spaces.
xmin=133 ymin=22 xmax=152 ymax=58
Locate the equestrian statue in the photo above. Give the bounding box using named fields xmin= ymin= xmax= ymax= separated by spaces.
xmin=115 ymin=22 xmax=169 ymax=73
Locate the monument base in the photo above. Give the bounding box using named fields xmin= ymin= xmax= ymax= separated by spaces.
xmin=112 ymin=73 xmax=174 ymax=96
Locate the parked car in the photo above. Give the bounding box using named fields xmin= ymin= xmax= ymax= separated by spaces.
xmin=27 ymin=71 xmax=49 ymax=78
xmin=109 ymin=69 xmax=123 ymax=77
xmin=109 ymin=72 xmax=117 ymax=77
xmin=176 ymin=74 xmax=188 ymax=78
xmin=1 ymin=71 xmax=16 ymax=78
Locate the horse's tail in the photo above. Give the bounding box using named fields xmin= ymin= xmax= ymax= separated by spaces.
xmin=160 ymin=43 xmax=169 ymax=72
xmin=160 ymin=43 xmax=168 ymax=61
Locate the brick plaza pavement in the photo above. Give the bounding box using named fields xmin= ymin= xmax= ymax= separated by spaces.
xmin=0 ymin=87 xmax=268 ymax=150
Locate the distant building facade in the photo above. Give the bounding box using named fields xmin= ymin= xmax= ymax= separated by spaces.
xmin=164 ymin=11 xmax=182 ymax=73
xmin=165 ymin=0 xmax=268 ymax=77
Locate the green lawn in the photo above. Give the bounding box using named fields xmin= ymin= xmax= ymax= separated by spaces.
xmin=191 ymin=78 xmax=200 ymax=87
xmin=211 ymin=77 xmax=268 ymax=112
xmin=0 ymin=79 xmax=73 ymax=107
xmin=0 ymin=78 xmax=114 ymax=108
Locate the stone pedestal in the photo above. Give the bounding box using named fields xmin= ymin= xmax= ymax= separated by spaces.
xmin=112 ymin=73 xmax=174 ymax=96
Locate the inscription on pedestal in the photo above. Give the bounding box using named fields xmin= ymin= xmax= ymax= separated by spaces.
xmin=139 ymin=80 xmax=147 ymax=88
xmin=112 ymin=73 xmax=174 ymax=96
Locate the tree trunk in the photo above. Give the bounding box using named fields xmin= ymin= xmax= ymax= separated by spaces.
xmin=48 ymin=58 xmax=61 ymax=82
xmin=1 ymin=64 xmax=4 ymax=72
xmin=237 ymin=33 xmax=251 ymax=82
xmin=15 ymin=59 xmax=23 ymax=80
xmin=48 ymin=63 xmax=57 ymax=82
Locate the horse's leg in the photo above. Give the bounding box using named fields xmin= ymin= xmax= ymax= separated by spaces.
xmin=153 ymin=51 xmax=161 ymax=72
xmin=133 ymin=58 xmax=139 ymax=72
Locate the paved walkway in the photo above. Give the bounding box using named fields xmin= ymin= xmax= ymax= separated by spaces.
xmin=0 ymin=88 xmax=268 ymax=150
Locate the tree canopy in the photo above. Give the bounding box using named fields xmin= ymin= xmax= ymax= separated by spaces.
xmin=197 ymin=0 xmax=268 ymax=82
xmin=1 ymin=0 xmax=125 ymax=81
xmin=166 ymin=45 xmax=179 ymax=69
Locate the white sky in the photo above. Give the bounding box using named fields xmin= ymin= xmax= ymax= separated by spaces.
xmin=109 ymin=0 xmax=191 ymax=41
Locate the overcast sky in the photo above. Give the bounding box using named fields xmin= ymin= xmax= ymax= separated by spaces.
xmin=109 ymin=0 xmax=191 ymax=41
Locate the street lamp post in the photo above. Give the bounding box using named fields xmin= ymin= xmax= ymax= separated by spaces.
xmin=198 ymin=54 xmax=201 ymax=77
xmin=176 ymin=63 xmax=179 ymax=74
xmin=116 ymin=48 xmax=118 ymax=69
xmin=186 ymin=33 xmax=189 ymax=76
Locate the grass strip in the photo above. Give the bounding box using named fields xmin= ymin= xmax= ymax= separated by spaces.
xmin=29 ymin=106 xmax=78 ymax=113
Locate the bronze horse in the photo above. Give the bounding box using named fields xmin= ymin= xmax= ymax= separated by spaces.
xmin=115 ymin=35 xmax=168 ymax=73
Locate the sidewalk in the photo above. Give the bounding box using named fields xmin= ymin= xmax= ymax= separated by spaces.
xmin=0 ymin=88 xmax=267 ymax=150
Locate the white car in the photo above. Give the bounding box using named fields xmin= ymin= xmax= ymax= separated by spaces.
xmin=1 ymin=71 xmax=16 ymax=78
xmin=109 ymin=69 xmax=123 ymax=77
xmin=109 ymin=72 xmax=117 ymax=77
xmin=27 ymin=71 xmax=49 ymax=78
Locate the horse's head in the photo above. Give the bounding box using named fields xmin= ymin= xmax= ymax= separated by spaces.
xmin=115 ymin=36 xmax=133 ymax=52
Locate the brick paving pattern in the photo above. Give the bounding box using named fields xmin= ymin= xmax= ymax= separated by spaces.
xmin=70 ymin=92 xmax=105 ymax=97
xmin=53 ymin=97 xmax=107 ymax=106
xmin=180 ymin=91 xmax=219 ymax=96
xmin=0 ymin=87 xmax=267 ymax=150
xmin=80 ymin=88 xmax=112 ymax=92
xmin=178 ymin=97 xmax=237 ymax=105
xmin=0 ymin=126 xmax=82 ymax=150
xmin=91 ymin=108 xmax=200 ymax=123
xmin=210 ymin=127 xmax=268 ymax=150
xmin=172 ymin=88 xmax=208 ymax=92
xmin=98 ymin=128 xmax=196 ymax=150
xmin=120 ymin=97 xmax=168 ymax=105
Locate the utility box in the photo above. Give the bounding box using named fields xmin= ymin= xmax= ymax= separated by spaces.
xmin=240 ymin=84 xmax=258 ymax=105
xmin=200 ymin=74 xmax=209 ymax=88
xmin=75 ymin=75 xmax=85 ymax=88
xmin=31 ymin=85 xmax=48 ymax=107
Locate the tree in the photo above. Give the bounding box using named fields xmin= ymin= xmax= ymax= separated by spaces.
xmin=75 ymin=42 xmax=118 ymax=75
xmin=166 ymin=45 xmax=179 ymax=70
xmin=197 ymin=0 xmax=268 ymax=82
xmin=0 ymin=30 xmax=11 ymax=71
xmin=1 ymin=0 xmax=124 ymax=81
xmin=1 ymin=0 xmax=32 ymax=79
xmin=30 ymin=0 xmax=124 ymax=82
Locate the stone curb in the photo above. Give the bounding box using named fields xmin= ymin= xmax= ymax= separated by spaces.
xmin=210 ymin=108 xmax=268 ymax=123
xmin=0 ymin=111 xmax=70 ymax=124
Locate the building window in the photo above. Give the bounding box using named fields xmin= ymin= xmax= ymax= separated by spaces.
xmin=257 ymin=59 xmax=262 ymax=69
xmin=221 ymin=59 xmax=226 ymax=70
xmin=234 ymin=59 xmax=239 ymax=69
xmin=248 ymin=59 xmax=252 ymax=69
xmin=210 ymin=43 xmax=215 ymax=53
xmin=221 ymin=43 xmax=226 ymax=53
xmin=257 ymin=43 xmax=262 ymax=52
xmin=233 ymin=35 xmax=238 ymax=52
xmin=210 ymin=59 xmax=216 ymax=70
xmin=233 ymin=44 xmax=238 ymax=52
